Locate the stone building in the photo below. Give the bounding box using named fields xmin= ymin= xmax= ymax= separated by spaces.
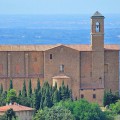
xmin=0 ymin=103 xmax=34 ymax=120
xmin=0 ymin=11 xmax=119 ymax=105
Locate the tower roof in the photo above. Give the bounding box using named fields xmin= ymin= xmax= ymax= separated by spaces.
xmin=91 ymin=11 xmax=104 ymax=18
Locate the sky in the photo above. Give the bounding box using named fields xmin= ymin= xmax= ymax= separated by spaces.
xmin=0 ymin=0 xmax=120 ymax=15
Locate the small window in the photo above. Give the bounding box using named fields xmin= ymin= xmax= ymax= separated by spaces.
xmin=90 ymin=72 xmax=92 ymax=77
xmin=105 ymin=64 xmax=108 ymax=73
xmin=96 ymin=22 xmax=100 ymax=32
xmin=60 ymin=65 xmax=64 ymax=72
xmin=50 ymin=54 xmax=52 ymax=59
xmin=81 ymin=94 xmax=84 ymax=98
xmin=93 ymin=94 xmax=96 ymax=99
xmin=93 ymin=89 xmax=96 ymax=91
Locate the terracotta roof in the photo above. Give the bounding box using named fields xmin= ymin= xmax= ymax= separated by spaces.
xmin=52 ymin=74 xmax=70 ymax=79
xmin=104 ymin=45 xmax=120 ymax=50
xmin=0 ymin=104 xmax=34 ymax=112
xmin=0 ymin=44 xmax=119 ymax=51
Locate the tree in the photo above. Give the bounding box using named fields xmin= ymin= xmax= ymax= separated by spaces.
xmin=33 ymin=106 xmax=74 ymax=120
xmin=109 ymin=100 xmax=120 ymax=114
xmin=36 ymin=78 xmax=41 ymax=91
xmin=0 ymin=91 xmax=7 ymax=106
xmin=9 ymin=80 xmax=13 ymax=90
xmin=0 ymin=115 xmax=7 ymax=120
xmin=33 ymin=89 xmax=41 ymax=110
xmin=57 ymin=99 xmax=106 ymax=120
xmin=0 ymin=84 xmax=3 ymax=94
xmin=43 ymin=88 xmax=53 ymax=108
xmin=18 ymin=90 xmax=22 ymax=97
xmin=28 ymin=79 xmax=32 ymax=98
xmin=22 ymin=80 xmax=27 ymax=97
xmin=6 ymin=89 xmax=17 ymax=103
xmin=103 ymin=91 xmax=119 ymax=106
xmin=5 ymin=108 xmax=16 ymax=120
xmin=53 ymin=89 xmax=60 ymax=104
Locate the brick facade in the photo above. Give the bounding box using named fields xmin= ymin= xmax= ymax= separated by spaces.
xmin=0 ymin=11 xmax=119 ymax=105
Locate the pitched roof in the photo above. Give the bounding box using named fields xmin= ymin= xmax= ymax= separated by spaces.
xmin=52 ymin=73 xmax=70 ymax=79
xmin=0 ymin=103 xmax=34 ymax=112
xmin=0 ymin=44 xmax=119 ymax=51
xmin=91 ymin=11 xmax=104 ymax=18
xmin=93 ymin=11 xmax=103 ymax=16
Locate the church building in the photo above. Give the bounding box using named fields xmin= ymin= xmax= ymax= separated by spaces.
xmin=0 ymin=11 xmax=119 ymax=105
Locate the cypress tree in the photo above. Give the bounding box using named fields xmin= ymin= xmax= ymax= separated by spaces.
xmin=53 ymin=89 xmax=60 ymax=104
xmin=43 ymin=88 xmax=53 ymax=108
xmin=9 ymin=80 xmax=13 ymax=90
xmin=22 ymin=80 xmax=27 ymax=97
xmin=53 ymin=82 xmax=57 ymax=92
xmin=18 ymin=90 xmax=22 ymax=97
xmin=61 ymin=81 xmax=66 ymax=100
xmin=40 ymin=97 xmax=44 ymax=109
xmin=37 ymin=78 xmax=41 ymax=91
xmin=33 ymin=89 xmax=40 ymax=110
xmin=28 ymin=79 xmax=32 ymax=98
xmin=0 ymin=83 xmax=3 ymax=94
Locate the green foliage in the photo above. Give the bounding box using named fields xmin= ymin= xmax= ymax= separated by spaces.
xmin=57 ymin=99 xmax=106 ymax=120
xmin=0 ymin=114 xmax=7 ymax=120
xmin=28 ymin=79 xmax=32 ymax=98
xmin=22 ymin=80 xmax=27 ymax=97
xmin=33 ymin=89 xmax=41 ymax=110
xmin=6 ymin=89 xmax=17 ymax=103
xmin=17 ymin=96 xmax=31 ymax=107
xmin=5 ymin=108 xmax=16 ymax=120
xmin=0 ymin=79 xmax=72 ymax=112
xmin=53 ymin=89 xmax=60 ymax=104
xmin=33 ymin=106 xmax=74 ymax=120
xmin=9 ymin=80 xmax=13 ymax=90
xmin=109 ymin=100 xmax=120 ymax=114
xmin=104 ymin=111 xmax=115 ymax=120
xmin=0 ymin=91 xmax=7 ymax=106
xmin=103 ymin=91 xmax=119 ymax=107
xmin=0 ymin=84 xmax=3 ymax=94
xmin=36 ymin=78 xmax=41 ymax=91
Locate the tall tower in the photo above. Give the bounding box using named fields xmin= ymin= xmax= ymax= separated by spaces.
xmin=91 ymin=11 xmax=105 ymax=50
xmin=91 ymin=11 xmax=105 ymax=88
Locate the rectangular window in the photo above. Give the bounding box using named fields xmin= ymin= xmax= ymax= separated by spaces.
xmin=60 ymin=64 xmax=64 ymax=72
xmin=104 ymin=64 xmax=108 ymax=73
xmin=81 ymin=94 xmax=84 ymax=98
xmin=50 ymin=54 xmax=52 ymax=59
xmin=93 ymin=94 xmax=96 ymax=99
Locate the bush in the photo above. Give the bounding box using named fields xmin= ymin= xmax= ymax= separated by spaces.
xmin=56 ymin=99 xmax=107 ymax=120
xmin=33 ymin=106 xmax=74 ymax=120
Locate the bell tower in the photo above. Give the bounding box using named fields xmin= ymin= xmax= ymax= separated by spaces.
xmin=91 ymin=11 xmax=105 ymax=51
xmin=91 ymin=11 xmax=105 ymax=88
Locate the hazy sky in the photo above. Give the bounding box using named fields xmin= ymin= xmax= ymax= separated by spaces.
xmin=0 ymin=0 xmax=120 ymax=15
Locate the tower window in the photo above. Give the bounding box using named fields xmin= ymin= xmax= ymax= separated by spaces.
xmin=60 ymin=64 xmax=64 ymax=72
xmin=50 ymin=54 xmax=52 ymax=59
xmin=96 ymin=22 xmax=100 ymax=32
xmin=93 ymin=94 xmax=96 ymax=99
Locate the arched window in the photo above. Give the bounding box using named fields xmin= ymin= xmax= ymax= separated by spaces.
xmin=96 ymin=22 xmax=100 ymax=32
